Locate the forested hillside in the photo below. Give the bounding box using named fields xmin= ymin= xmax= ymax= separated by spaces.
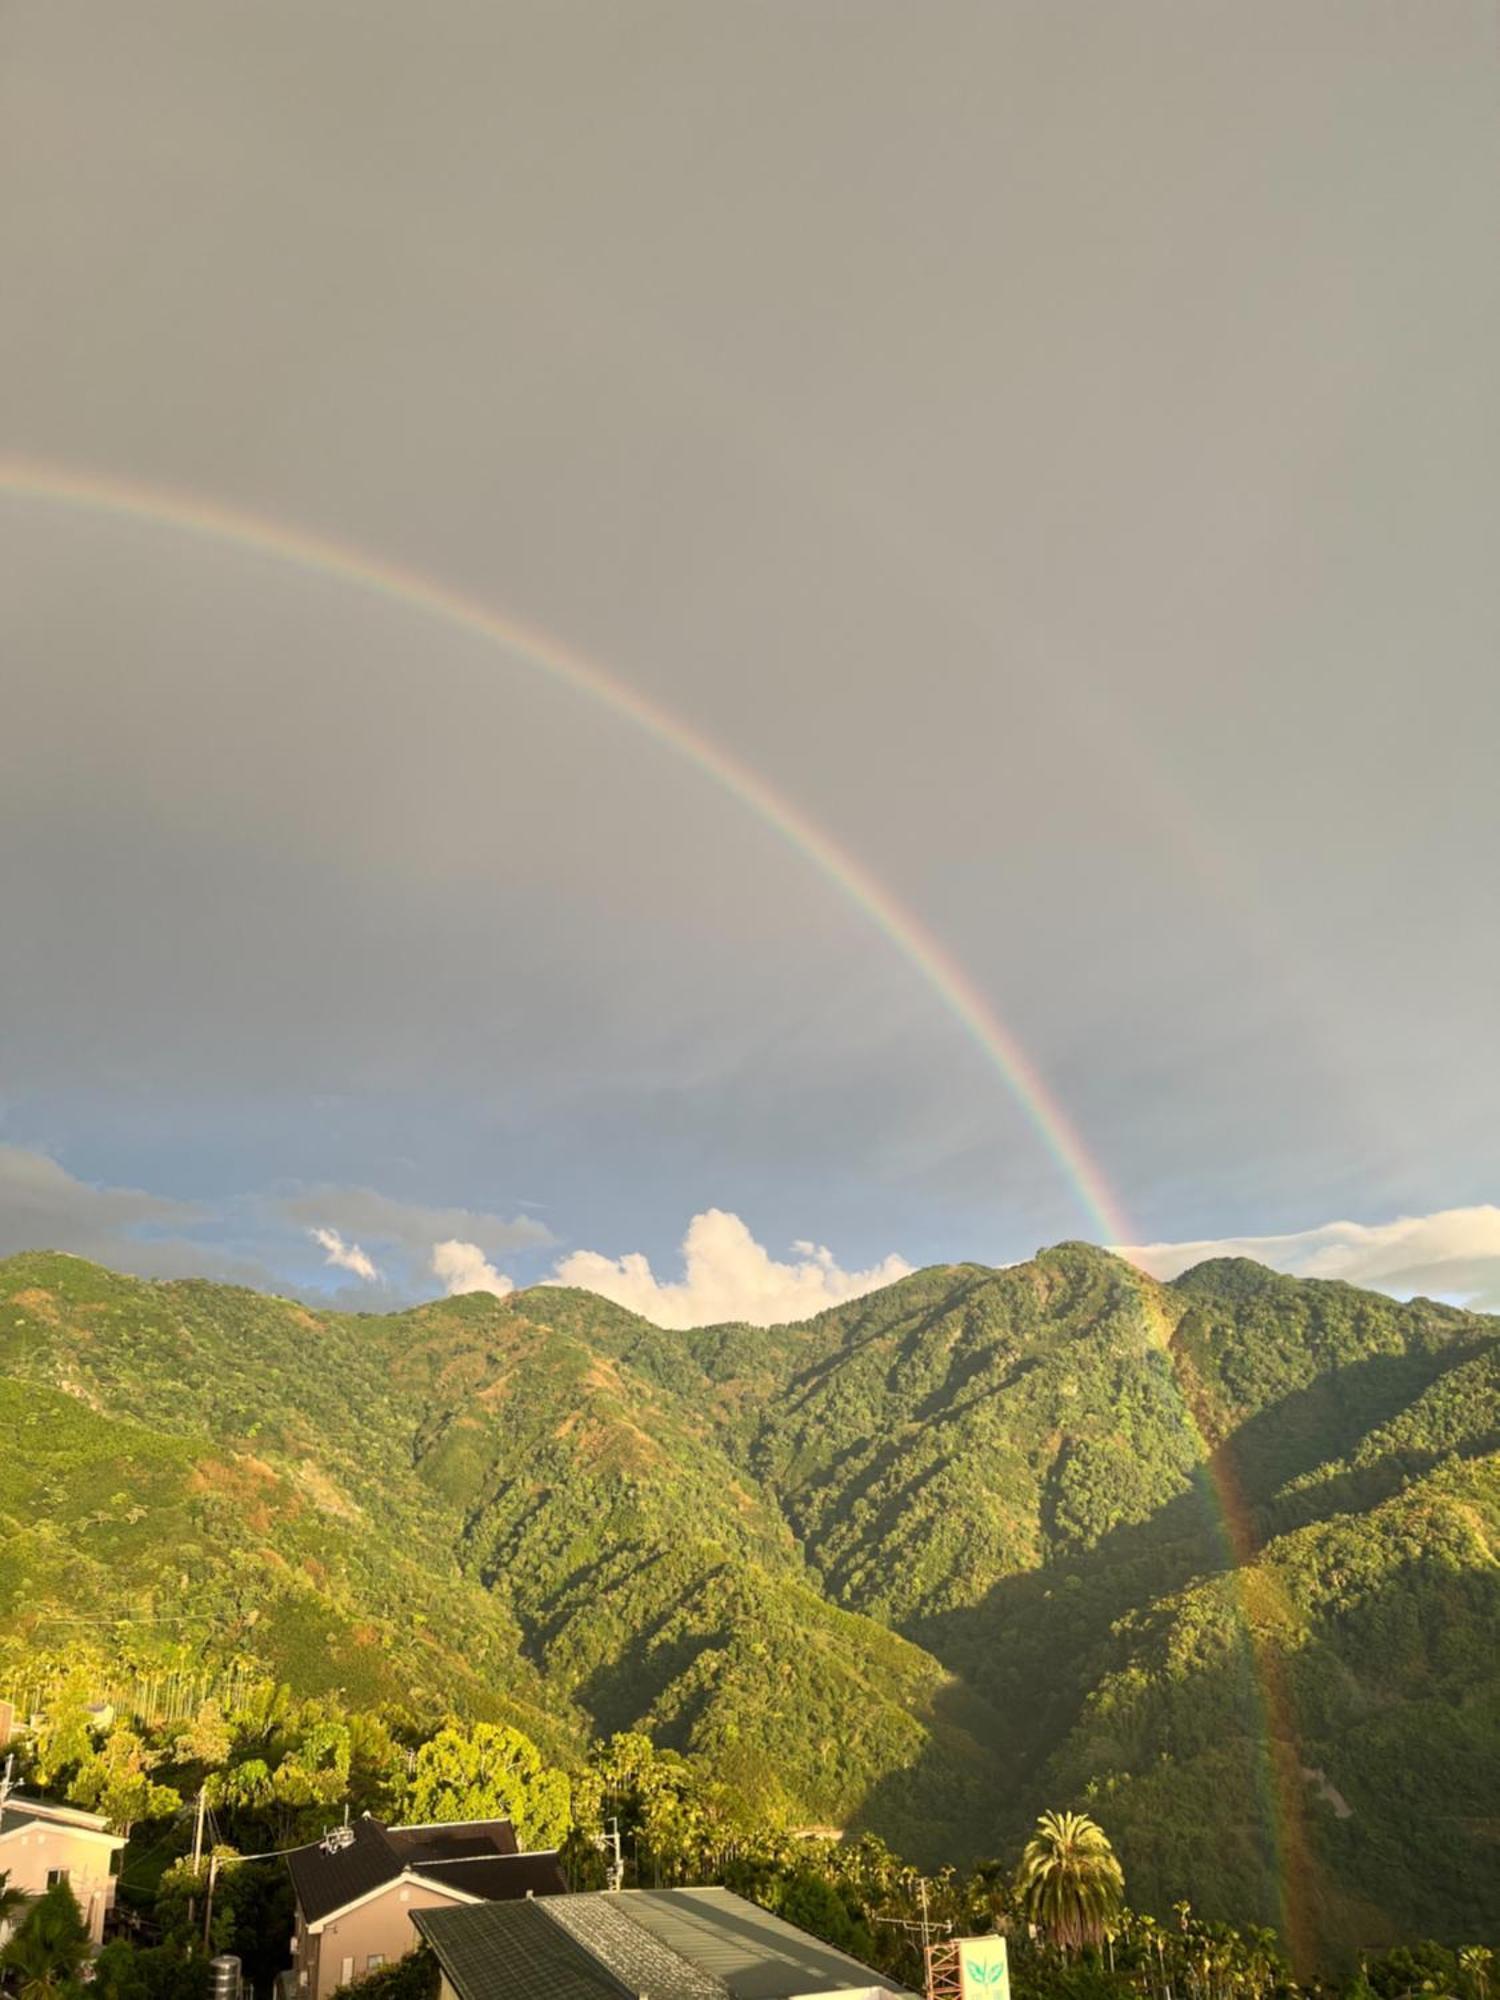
xmin=2 ymin=1243 xmax=1496 ymax=1959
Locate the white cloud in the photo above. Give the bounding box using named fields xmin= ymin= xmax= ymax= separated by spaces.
xmin=549 ymin=1207 xmax=912 ymax=1329
xmin=1121 ymin=1205 xmax=1500 ymax=1312
xmin=432 ymin=1238 xmax=514 ymax=1298
xmin=311 ymin=1226 xmax=381 ymax=1283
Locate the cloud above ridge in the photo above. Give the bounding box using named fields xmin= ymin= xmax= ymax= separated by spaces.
xmin=1122 ymin=1205 xmax=1500 ymax=1312
xmin=432 ymin=1238 xmax=514 ymax=1298
xmin=311 ymin=1226 xmax=381 ymax=1283
xmin=549 ymin=1207 xmax=912 ymax=1328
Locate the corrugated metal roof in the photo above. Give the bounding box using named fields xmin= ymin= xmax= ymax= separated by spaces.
xmin=414 ymin=1886 xmax=917 ymax=2000
xmin=415 ymin=1900 xmax=632 ymax=2000
xmin=542 ymin=1894 xmax=727 ymax=1998
xmin=611 ymin=1889 xmax=918 ymax=1998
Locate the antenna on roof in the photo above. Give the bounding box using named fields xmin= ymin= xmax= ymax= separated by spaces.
xmin=595 ymin=1815 xmax=623 ymax=1893
xmin=320 ymin=1820 xmax=355 ymax=1856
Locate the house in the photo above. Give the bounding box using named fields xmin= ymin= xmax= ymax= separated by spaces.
xmin=414 ymin=1886 xmax=921 ymax=2000
xmin=284 ymin=1814 xmax=567 ymax=2000
xmin=0 ymin=1793 xmax=126 ymax=1945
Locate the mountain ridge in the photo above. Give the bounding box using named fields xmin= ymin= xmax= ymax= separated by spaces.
xmin=2 ymin=1242 xmax=1495 ymax=1953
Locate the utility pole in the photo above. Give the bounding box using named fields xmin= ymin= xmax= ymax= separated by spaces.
xmin=203 ymin=1853 xmax=218 ymax=1953
xmin=873 ymin=1877 xmax=955 ymax=2000
xmin=187 ymin=1787 xmax=208 ymax=1931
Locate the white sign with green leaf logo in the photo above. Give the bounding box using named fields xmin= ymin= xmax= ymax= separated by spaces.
xmin=957 ymin=1934 xmax=1010 ymax=2000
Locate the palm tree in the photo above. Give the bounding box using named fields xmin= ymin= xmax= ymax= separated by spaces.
xmin=1014 ymin=1809 xmax=1125 ymax=1955
xmin=1459 ymin=1948 xmax=1493 ymax=2000
xmin=0 ymin=1878 xmax=89 ymax=2000
xmin=0 ymin=1871 xmax=28 ymax=1948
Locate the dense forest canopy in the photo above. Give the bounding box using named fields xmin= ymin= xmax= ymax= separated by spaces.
xmin=2 ymin=1243 xmax=1496 ymax=1968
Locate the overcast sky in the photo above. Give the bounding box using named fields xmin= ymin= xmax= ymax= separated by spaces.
xmin=3 ymin=2 xmax=1498 ymax=1319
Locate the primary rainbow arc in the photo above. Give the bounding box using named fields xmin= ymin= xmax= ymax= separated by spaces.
xmin=0 ymin=453 xmax=1128 ymax=1244
xmin=0 ymin=453 xmax=1317 ymax=1962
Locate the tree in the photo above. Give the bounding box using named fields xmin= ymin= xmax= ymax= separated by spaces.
xmin=402 ymin=1724 xmax=571 ymax=1851
xmin=327 ymin=1947 xmax=439 ymax=2000
xmin=172 ymin=1703 xmax=232 ymax=1775
xmin=92 ymin=1941 xmax=211 ymax=2000
xmin=1460 ymin=1949 xmax=1493 ymax=2000
xmin=0 ymin=1878 xmax=90 ymax=2000
xmin=31 ymin=1675 xmax=97 ymax=1790
xmin=0 ymin=1872 xmax=28 ymax=1941
xmin=1014 ymin=1811 xmax=1125 ymax=1954
xmin=68 ymin=1727 xmax=181 ymax=1837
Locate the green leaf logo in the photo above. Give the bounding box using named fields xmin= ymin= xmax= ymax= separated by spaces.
xmin=965 ymin=1963 xmax=1006 ymax=1986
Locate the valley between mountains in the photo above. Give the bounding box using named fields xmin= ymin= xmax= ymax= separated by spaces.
xmin=2 ymin=1243 xmax=1496 ymax=1956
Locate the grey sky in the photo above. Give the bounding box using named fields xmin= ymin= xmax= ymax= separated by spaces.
xmin=2 ymin=2 xmax=1497 ymax=1312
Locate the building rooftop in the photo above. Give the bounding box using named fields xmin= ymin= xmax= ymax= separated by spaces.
xmin=416 ymin=1886 xmax=918 ymax=2000
xmin=0 ymin=1794 xmax=122 ymax=1842
xmin=416 ymin=1901 xmax=627 ymax=2000
xmin=544 ymin=1894 xmax=724 ymax=2000
xmin=386 ymin=1822 xmax=520 ymax=1866
xmin=286 ymin=1814 xmax=538 ymax=1926
xmin=415 ymin=1852 xmax=568 ymax=1903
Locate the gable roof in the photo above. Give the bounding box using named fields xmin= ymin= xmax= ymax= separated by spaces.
xmin=415 ymin=1888 xmax=919 ymax=2000
xmin=287 ymin=1815 xmax=525 ymax=1926
xmin=415 ymin=1901 xmax=631 ymax=2000
xmin=0 ymin=1795 xmax=124 ymax=1847
xmin=288 ymin=1817 xmax=404 ymax=1924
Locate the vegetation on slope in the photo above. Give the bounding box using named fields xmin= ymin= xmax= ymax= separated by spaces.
xmin=2 ymin=1242 xmax=1496 ymax=1956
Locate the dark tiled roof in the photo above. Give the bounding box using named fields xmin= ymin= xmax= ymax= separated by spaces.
xmin=414 ymin=1901 xmax=632 ymax=2000
xmin=287 ymin=1818 xmax=404 ymax=1925
xmin=388 ymin=1821 xmax=519 ymax=1864
xmin=594 ymin=1888 xmax=919 ymax=1999
xmin=414 ymin=1852 xmax=567 ymax=1901
xmin=288 ymin=1816 xmax=523 ymax=1924
xmin=542 ymin=1896 xmax=725 ymax=1999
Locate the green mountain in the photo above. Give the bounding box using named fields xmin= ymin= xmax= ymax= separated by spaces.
xmin=2 ymin=1243 xmax=1496 ymax=1957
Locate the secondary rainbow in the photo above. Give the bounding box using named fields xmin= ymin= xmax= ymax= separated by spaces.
xmin=1 ymin=453 xmax=1317 ymax=1960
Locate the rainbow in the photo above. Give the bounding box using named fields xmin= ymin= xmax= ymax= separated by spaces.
xmin=0 ymin=453 xmax=1317 ymax=1963
xmin=0 ymin=452 xmax=1127 ymax=1240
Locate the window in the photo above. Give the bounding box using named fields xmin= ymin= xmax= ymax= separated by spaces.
xmin=46 ymin=1869 xmax=70 ymax=1888
xmin=340 ymin=1959 xmax=354 ymax=1987
xmin=366 ymin=1957 xmax=385 ymax=1973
